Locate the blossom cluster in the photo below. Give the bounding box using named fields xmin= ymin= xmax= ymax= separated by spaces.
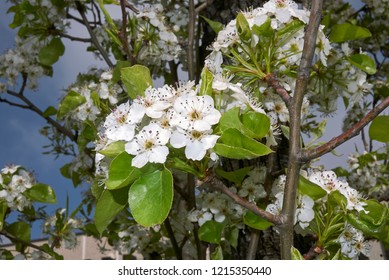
xmin=338 ymin=223 xmax=371 ymax=259
xmin=96 ymin=81 xmax=221 ymax=169
xmin=0 ymin=164 xmax=34 ymax=211
xmin=43 ymin=208 xmax=85 ymax=250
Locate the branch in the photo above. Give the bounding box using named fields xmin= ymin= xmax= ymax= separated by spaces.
xmin=58 ymin=32 xmax=92 ymax=43
xmin=119 ymin=0 xmax=133 ymax=62
xmin=75 ymin=1 xmax=114 ymax=68
xmin=6 ymin=89 xmax=77 ymax=142
xmin=0 ymin=230 xmax=47 ymax=253
xmin=264 ymin=73 xmax=292 ymax=106
xmin=164 ymin=218 xmax=183 ymax=260
xmin=0 ymin=97 xmax=30 ymax=109
xmin=280 ymin=0 xmax=323 ymax=260
xmin=204 ymin=175 xmax=283 ymax=225
xmin=301 ymin=95 xmax=389 ymax=162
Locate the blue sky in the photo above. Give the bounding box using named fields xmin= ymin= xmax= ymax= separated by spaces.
xmin=0 ymin=0 xmax=375 ymax=241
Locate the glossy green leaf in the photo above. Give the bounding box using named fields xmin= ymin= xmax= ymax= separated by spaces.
xmin=298 ymin=175 xmax=327 ymax=200
xmin=236 ymin=12 xmax=251 ymax=42
xmin=291 ymin=246 xmax=304 ymax=260
xmin=128 ymin=168 xmax=173 ymax=227
xmin=113 ymin=60 xmax=131 ymax=83
xmin=7 ymin=221 xmax=30 ymax=243
xmin=106 ymin=152 xmax=158 ymax=190
xmin=225 ymin=226 xmax=239 ymax=249
xmin=121 ymin=65 xmax=153 ymax=99
xmin=57 ymin=91 xmax=86 ymax=119
xmin=211 ymin=245 xmax=223 ymax=260
xmin=42 ymin=106 xmax=57 ymax=117
xmin=218 ymin=107 xmax=270 ymax=139
xmin=359 ymin=200 xmax=388 ymax=227
xmin=24 ymin=183 xmax=56 ymax=204
xmin=252 ymin=17 xmax=273 ymax=38
xmin=215 ymin=166 xmax=252 ymax=186
xmin=243 ymin=211 xmax=273 ymax=230
xmin=329 ymin=23 xmax=371 ymax=43
xmin=369 ymin=116 xmax=389 ymax=143
xmin=0 ymin=201 xmax=7 ymax=231
xmin=94 ymin=187 xmax=129 ymax=234
xmin=241 ymin=111 xmax=271 ymax=139
xmin=99 ymin=141 xmax=125 ymax=158
xmin=200 ymin=16 xmax=224 ymax=34
xmin=199 ymin=67 xmax=214 ymax=96
xmin=328 ymin=190 xmax=347 ymax=210
xmin=198 ymin=220 xmax=224 ymax=244
xmin=39 ymin=37 xmax=65 ymax=66
xmin=214 ymin=128 xmax=273 ymax=159
xmin=347 ymin=54 xmax=376 ymax=75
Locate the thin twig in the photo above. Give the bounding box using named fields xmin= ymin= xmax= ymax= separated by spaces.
xmin=264 ymin=73 xmax=292 ymax=107
xmin=0 ymin=97 xmax=30 ymax=109
xmin=164 ymin=218 xmax=183 ymax=260
xmin=58 ymin=32 xmax=92 ymax=43
xmin=119 ymin=0 xmax=133 ymax=62
xmin=1 ymin=230 xmax=47 ymax=252
xmin=204 ymin=175 xmax=282 ymax=225
xmin=75 ymin=1 xmax=114 ymax=68
xmin=301 ymin=95 xmax=389 ymax=162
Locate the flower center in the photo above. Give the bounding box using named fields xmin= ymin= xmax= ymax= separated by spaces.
xmin=144 ymin=140 xmax=154 ymax=150
xmin=190 ymin=110 xmax=202 ymax=120
xmin=191 ymin=130 xmax=203 ymax=139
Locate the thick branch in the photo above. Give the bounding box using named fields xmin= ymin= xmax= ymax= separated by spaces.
xmin=204 ymin=175 xmax=283 ymax=225
xmin=75 ymin=1 xmax=114 ymax=68
xmin=301 ymin=95 xmax=389 ymax=162
xmin=280 ymin=0 xmax=323 ymax=260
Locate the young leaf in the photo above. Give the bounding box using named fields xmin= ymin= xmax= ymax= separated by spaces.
xmin=24 ymin=183 xmax=57 ymax=204
xmin=94 ymin=187 xmax=129 ymax=234
xmin=128 ymin=168 xmax=173 ymax=227
xmin=215 ymin=166 xmax=252 ymax=186
xmin=99 ymin=141 xmax=125 ymax=158
xmin=347 ymin=54 xmax=376 ymax=75
xmin=298 ymin=175 xmax=327 ymax=200
xmin=0 ymin=201 xmax=7 ymax=231
xmin=291 ymin=246 xmax=304 ymax=260
xmin=211 ymin=245 xmax=223 ymax=260
xmin=201 ymin=16 xmax=224 ymax=34
xmin=39 ymin=37 xmax=65 ymax=66
xmin=243 ymin=211 xmax=273 ymax=230
xmin=241 ymin=111 xmax=271 ymax=139
xmin=214 ymin=128 xmax=273 ymax=159
xmin=121 ymin=65 xmax=153 ymax=99
xmin=236 ymin=12 xmax=251 ymax=42
xmin=369 ymin=116 xmax=389 ymax=143
xmin=198 ymin=220 xmax=224 ymax=244
xmin=329 ymin=23 xmax=371 ymax=43
xmin=199 ymin=67 xmax=214 ymax=96
xmin=57 ymin=91 xmax=86 ymax=120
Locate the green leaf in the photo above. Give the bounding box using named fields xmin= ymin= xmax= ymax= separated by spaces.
xmin=328 ymin=190 xmax=347 ymax=210
xmin=106 ymin=152 xmax=158 ymax=190
xmin=369 ymin=116 xmax=389 ymax=143
xmin=200 ymin=16 xmax=224 ymax=34
xmin=57 ymin=91 xmax=86 ymax=119
xmin=243 ymin=211 xmax=273 ymax=230
xmin=347 ymin=54 xmax=376 ymax=75
xmin=42 ymin=106 xmax=57 ymax=117
xmin=128 ymin=168 xmax=173 ymax=227
xmin=298 ymin=175 xmax=327 ymax=200
xmin=5 ymin=222 xmax=31 ymax=251
xmin=168 ymin=157 xmax=203 ymax=178
xmin=225 ymin=226 xmax=239 ymax=249
xmin=359 ymin=200 xmax=388 ymax=227
xmin=214 ymin=128 xmax=273 ymax=159
xmin=99 ymin=141 xmax=125 ymax=158
xmin=236 ymin=12 xmax=251 ymax=42
xmin=252 ymin=18 xmax=274 ymax=38
xmin=198 ymin=220 xmax=224 ymax=244
xmin=94 ymin=187 xmax=129 ymax=234
xmin=121 ymin=65 xmax=153 ymax=99
xmin=215 ymin=166 xmax=252 ymax=186
xmin=113 ymin=60 xmax=131 ymax=83
xmin=329 ymin=23 xmax=371 ymax=43
xmin=0 ymin=201 xmax=7 ymax=231
xmin=291 ymin=246 xmax=304 ymax=260
xmin=218 ymin=107 xmax=271 ymax=139
xmin=241 ymin=111 xmax=271 ymax=139
xmin=39 ymin=37 xmax=65 ymax=66
xmin=24 ymin=183 xmax=56 ymax=204
xmin=199 ymin=67 xmax=214 ymax=96
xmin=211 ymin=245 xmax=223 ymax=260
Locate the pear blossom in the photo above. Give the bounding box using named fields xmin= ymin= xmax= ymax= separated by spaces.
xmin=170 ymin=95 xmax=221 ymax=131
xmin=135 ymin=86 xmax=172 ymax=119
xmin=125 ymin=123 xmax=171 ymax=168
xmin=170 ymin=128 xmax=219 ymax=161
xmin=295 ymin=195 xmax=315 ymax=229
